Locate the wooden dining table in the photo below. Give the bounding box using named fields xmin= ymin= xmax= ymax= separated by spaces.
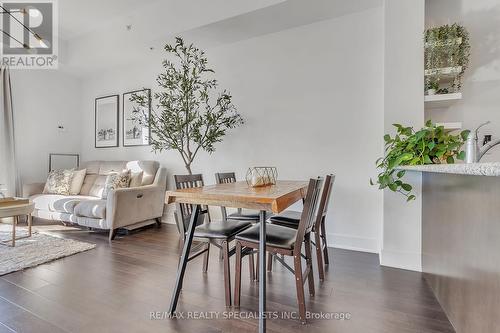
xmin=166 ymin=180 xmax=309 ymax=333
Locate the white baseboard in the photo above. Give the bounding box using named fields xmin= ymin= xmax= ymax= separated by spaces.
xmin=327 ymin=233 xmax=379 ymax=254
xmin=379 ymin=249 xmax=422 ymax=272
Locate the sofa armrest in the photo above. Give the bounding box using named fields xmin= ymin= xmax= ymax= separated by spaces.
xmin=106 ymin=184 xmax=166 ymax=230
xmin=23 ymin=182 xmax=45 ymax=197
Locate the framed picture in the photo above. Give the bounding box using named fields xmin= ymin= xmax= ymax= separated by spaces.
xmin=95 ymin=95 xmax=119 ymax=148
xmin=49 ymin=153 xmax=80 ymax=172
xmin=123 ymin=89 xmax=151 ymax=147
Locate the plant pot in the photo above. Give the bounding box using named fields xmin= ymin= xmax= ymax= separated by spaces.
xmin=427 ymin=89 xmax=436 ymax=95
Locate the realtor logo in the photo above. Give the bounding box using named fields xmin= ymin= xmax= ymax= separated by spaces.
xmin=0 ymin=0 xmax=58 ymax=69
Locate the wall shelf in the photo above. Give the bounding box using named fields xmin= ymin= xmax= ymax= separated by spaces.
xmin=425 ymin=92 xmax=462 ymax=109
xmin=424 ymin=66 xmax=462 ymax=78
xmin=436 ymin=122 xmax=462 ymax=132
xmin=424 ymin=37 xmax=462 ymax=49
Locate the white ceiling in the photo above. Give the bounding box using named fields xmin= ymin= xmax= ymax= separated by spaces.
xmin=58 ymin=0 xmax=161 ymax=40
xmin=56 ymin=0 xmax=382 ymax=76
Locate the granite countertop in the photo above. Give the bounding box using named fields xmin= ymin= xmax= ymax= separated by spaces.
xmin=399 ymin=162 xmax=500 ymax=176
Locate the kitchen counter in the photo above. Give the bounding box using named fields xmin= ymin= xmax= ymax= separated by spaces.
xmin=400 ymin=162 xmax=500 ymax=176
xmin=409 ymin=167 xmax=500 ymax=333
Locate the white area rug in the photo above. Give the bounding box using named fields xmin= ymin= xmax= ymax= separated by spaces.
xmin=0 ymin=224 xmax=96 ymax=276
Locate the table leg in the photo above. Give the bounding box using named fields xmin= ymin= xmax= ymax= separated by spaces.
xmin=12 ymin=216 xmax=17 ymax=247
xmin=168 ymin=204 xmax=200 ymax=314
xmin=28 ymin=214 xmax=32 ymax=237
xmin=259 ymin=210 xmax=266 ymax=333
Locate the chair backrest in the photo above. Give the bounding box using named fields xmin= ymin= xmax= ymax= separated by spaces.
xmin=215 ymin=172 xmax=240 ymax=220
xmin=314 ymin=174 xmax=335 ymax=231
xmin=295 ymin=177 xmax=323 ymax=252
xmin=173 ymin=174 xmax=209 ymax=235
xmin=215 ymin=172 xmax=236 ymax=184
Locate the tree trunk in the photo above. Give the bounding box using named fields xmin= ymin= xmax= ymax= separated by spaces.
xmin=185 ymin=164 xmax=192 ymax=175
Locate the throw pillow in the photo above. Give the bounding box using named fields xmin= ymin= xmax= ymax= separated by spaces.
xmin=43 ymin=169 xmax=74 ymax=195
xmin=69 ymin=169 xmax=87 ymax=195
xmin=129 ymin=171 xmax=144 ymax=187
xmin=102 ymin=170 xmax=131 ymax=199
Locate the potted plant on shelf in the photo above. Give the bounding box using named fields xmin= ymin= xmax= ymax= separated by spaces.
xmin=424 ymin=23 xmax=470 ymax=93
xmin=371 ymin=120 xmax=470 ymax=201
xmin=131 ymin=37 xmax=244 ymax=174
xmin=426 ymin=80 xmax=439 ymax=95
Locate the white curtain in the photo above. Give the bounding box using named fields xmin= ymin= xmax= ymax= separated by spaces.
xmin=0 ymin=66 xmax=20 ymax=197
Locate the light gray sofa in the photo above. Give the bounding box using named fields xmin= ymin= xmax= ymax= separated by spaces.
xmin=23 ymin=160 xmax=167 ymax=240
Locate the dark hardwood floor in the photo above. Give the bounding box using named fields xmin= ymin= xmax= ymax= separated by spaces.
xmin=0 ymin=223 xmax=454 ymax=333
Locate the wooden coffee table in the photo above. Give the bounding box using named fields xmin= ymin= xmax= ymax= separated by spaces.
xmin=0 ymin=200 xmax=35 ymax=247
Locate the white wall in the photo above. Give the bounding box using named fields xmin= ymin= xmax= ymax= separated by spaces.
xmin=381 ymin=0 xmax=425 ymax=271
xmin=426 ymin=0 xmax=500 ymax=161
xmin=79 ymin=8 xmax=385 ymax=253
xmin=10 ymin=70 xmax=82 ymax=184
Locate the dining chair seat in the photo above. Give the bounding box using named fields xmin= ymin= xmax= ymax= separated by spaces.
xmin=227 ymin=210 xmax=261 ymax=221
xmin=236 ymin=223 xmax=297 ymax=250
xmin=268 ymin=210 xmax=301 ymax=228
xmin=266 ymin=175 xmax=335 ymax=282
xmin=174 ymin=173 xmax=256 ymax=307
xmin=234 ymin=178 xmax=324 ymax=323
xmin=194 ymin=220 xmax=252 ymax=239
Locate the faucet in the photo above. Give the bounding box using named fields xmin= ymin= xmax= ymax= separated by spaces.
xmin=465 ymin=121 xmax=500 ymax=163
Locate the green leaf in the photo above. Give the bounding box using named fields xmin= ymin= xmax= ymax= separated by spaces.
xmin=457 ymin=151 xmax=466 ymax=160
xmin=460 ymin=130 xmax=471 ymax=141
xmin=401 ymin=183 xmax=412 ymax=191
xmin=369 ymin=178 xmax=374 ymax=186
xmin=436 ymin=150 xmax=446 ymax=158
xmin=373 ymin=118 xmax=468 ymax=203
xmin=407 ymin=195 xmax=416 ymax=201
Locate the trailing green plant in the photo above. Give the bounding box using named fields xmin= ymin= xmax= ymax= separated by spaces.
xmin=426 ymin=79 xmax=439 ymax=91
xmin=424 ymin=23 xmax=470 ymax=92
xmin=131 ymin=37 xmax=244 ymax=174
xmin=371 ymin=120 xmax=470 ymax=201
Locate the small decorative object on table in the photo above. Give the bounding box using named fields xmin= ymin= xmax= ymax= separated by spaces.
xmin=246 ymin=167 xmax=278 ymax=187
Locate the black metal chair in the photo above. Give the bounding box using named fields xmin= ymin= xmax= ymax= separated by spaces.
xmin=268 ymin=174 xmax=334 ymax=281
xmin=173 ymin=174 xmax=252 ymax=306
xmin=234 ymin=177 xmax=324 ymax=323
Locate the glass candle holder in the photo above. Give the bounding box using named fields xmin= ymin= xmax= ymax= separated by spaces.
xmin=245 ymin=167 xmax=278 ymax=187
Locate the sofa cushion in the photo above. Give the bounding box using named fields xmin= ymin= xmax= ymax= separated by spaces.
xmin=30 ymin=194 xmax=98 ymax=214
xmin=126 ymin=161 xmax=159 ymax=185
xmin=69 ymin=169 xmax=87 ymax=195
xmin=99 ymin=162 xmax=128 ymax=175
xmin=76 ymin=216 xmax=109 ymax=229
xmin=88 ymin=175 xmax=107 ymax=197
xmin=102 ymin=170 xmax=131 ymax=199
xmin=79 ymin=161 xmax=159 ymax=193
xmin=129 ymin=171 xmax=143 ymax=187
xmin=74 ymin=200 xmax=107 ymax=219
xmin=33 ymin=210 xmax=78 ymax=224
xmin=43 ymin=169 xmax=74 ymax=195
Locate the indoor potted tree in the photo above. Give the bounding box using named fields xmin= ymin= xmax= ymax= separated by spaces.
xmin=131 ymin=37 xmax=244 ymax=174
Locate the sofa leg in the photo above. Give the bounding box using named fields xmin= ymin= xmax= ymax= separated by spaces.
xmin=109 ymin=229 xmax=118 ymax=241
xmin=155 ymin=217 xmax=162 ymax=228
